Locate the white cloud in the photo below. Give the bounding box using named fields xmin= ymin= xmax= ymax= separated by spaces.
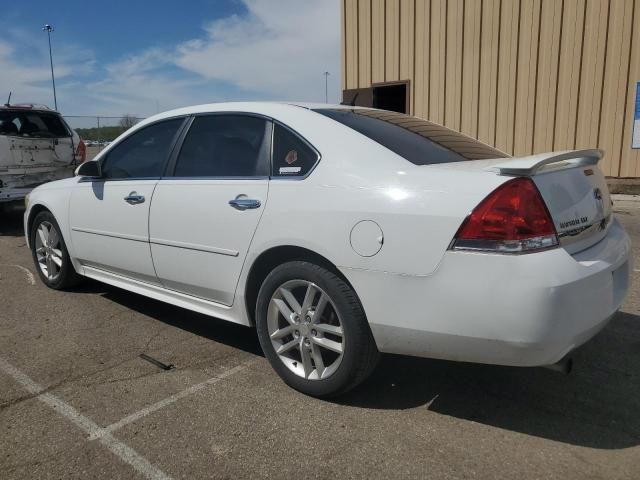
xmin=0 ymin=41 xmax=71 ymax=105
xmin=175 ymin=0 xmax=340 ymax=101
xmin=0 ymin=0 xmax=341 ymax=118
xmin=0 ymin=35 xmax=95 ymax=112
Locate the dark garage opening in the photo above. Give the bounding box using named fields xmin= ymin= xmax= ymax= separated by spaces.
xmin=342 ymin=81 xmax=409 ymax=114
xmin=373 ymin=83 xmax=407 ymax=113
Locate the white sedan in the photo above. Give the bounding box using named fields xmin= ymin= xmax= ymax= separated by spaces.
xmin=24 ymin=102 xmax=631 ymax=397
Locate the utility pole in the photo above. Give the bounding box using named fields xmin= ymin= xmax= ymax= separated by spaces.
xmin=323 ymin=71 xmax=330 ymax=103
xmin=42 ymin=24 xmax=58 ymax=111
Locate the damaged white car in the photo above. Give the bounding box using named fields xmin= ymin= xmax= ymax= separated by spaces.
xmin=0 ymin=104 xmax=85 ymax=204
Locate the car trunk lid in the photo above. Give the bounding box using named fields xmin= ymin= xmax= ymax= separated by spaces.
xmin=0 ymin=109 xmax=75 ymax=192
xmin=486 ymin=149 xmax=612 ymax=254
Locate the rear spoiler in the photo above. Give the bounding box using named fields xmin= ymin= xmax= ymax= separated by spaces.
xmin=486 ymin=149 xmax=602 ymax=176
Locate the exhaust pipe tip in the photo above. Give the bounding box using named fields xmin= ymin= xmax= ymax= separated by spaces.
xmin=543 ymin=356 xmax=573 ymax=374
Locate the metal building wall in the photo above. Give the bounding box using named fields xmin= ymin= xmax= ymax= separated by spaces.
xmin=342 ymin=0 xmax=640 ymax=178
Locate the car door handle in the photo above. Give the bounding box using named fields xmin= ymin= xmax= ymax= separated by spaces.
xmin=229 ymin=198 xmax=261 ymax=210
xmin=124 ymin=192 xmax=145 ymax=205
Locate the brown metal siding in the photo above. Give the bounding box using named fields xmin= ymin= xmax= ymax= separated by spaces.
xmin=342 ymin=0 xmax=640 ymax=178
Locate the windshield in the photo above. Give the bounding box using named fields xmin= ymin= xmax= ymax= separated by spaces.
xmin=314 ymin=108 xmax=508 ymax=165
xmin=0 ymin=110 xmax=70 ymax=138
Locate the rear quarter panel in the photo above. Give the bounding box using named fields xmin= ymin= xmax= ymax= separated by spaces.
xmin=246 ymin=106 xmax=508 ymax=277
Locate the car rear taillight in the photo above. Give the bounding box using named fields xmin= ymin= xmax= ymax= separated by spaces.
xmin=75 ymin=139 xmax=87 ymax=163
xmin=451 ymin=177 xmax=558 ymax=253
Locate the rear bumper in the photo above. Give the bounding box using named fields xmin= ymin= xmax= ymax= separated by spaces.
xmin=0 ymin=166 xmax=75 ymax=203
xmin=0 ymin=187 xmax=32 ymax=203
xmin=342 ymin=218 xmax=631 ymax=367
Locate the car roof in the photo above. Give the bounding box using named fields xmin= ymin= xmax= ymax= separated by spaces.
xmin=133 ymin=102 xmax=378 ymax=133
xmin=286 ymin=102 xmax=374 ymax=111
xmin=142 ymin=102 xmax=364 ymax=120
xmin=0 ymin=103 xmax=59 ymax=114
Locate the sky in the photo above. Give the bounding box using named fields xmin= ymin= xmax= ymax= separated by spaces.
xmin=0 ymin=0 xmax=341 ymax=126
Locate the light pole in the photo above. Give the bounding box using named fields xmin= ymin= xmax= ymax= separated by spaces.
xmin=42 ymin=24 xmax=58 ymax=111
xmin=323 ymin=71 xmax=330 ymax=103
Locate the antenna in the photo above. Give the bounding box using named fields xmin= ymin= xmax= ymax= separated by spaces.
xmin=5 ymin=91 xmax=11 ymax=106
xmin=341 ymin=92 xmax=359 ymax=107
xmin=340 ymin=91 xmax=359 ymax=107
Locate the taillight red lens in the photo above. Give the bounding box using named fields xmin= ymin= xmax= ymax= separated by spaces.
xmin=75 ymin=139 xmax=87 ymax=163
xmin=452 ymin=178 xmax=558 ymax=253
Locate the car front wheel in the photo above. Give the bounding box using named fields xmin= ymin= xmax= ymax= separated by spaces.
xmin=256 ymin=260 xmax=379 ymax=397
xmin=30 ymin=211 xmax=81 ymax=290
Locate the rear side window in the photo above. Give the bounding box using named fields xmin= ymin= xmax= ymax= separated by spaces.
xmin=101 ymin=118 xmax=183 ymax=179
xmin=0 ymin=111 xmax=69 ymax=138
xmin=313 ymin=108 xmax=508 ymax=164
xmin=173 ymin=115 xmax=269 ymax=177
xmin=271 ymin=124 xmax=319 ymax=177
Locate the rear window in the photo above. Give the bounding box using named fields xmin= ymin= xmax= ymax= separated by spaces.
xmin=271 ymin=124 xmax=319 ymax=177
xmin=0 ymin=110 xmax=70 ymax=138
xmin=313 ymin=108 xmax=508 ymax=165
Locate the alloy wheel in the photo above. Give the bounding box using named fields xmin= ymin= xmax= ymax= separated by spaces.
xmin=35 ymin=221 xmax=63 ymax=281
xmin=267 ymin=280 xmax=345 ymax=380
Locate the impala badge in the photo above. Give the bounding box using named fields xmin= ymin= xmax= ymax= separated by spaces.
xmin=594 ymin=187 xmax=605 ymax=227
xmin=594 ymin=188 xmax=602 ymax=200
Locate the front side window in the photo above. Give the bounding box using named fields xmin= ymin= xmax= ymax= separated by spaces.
xmin=101 ymin=118 xmax=183 ymax=179
xmin=271 ymin=124 xmax=319 ymax=177
xmin=173 ymin=115 xmax=269 ymax=177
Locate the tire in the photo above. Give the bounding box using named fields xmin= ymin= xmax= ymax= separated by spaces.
xmin=30 ymin=210 xmax=82 ymax=290
xmin=256 ymin=260 xmax=379 ymax=397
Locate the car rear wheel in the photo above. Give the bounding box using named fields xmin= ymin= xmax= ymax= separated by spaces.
xmin=256 ymin=261 xmax=379 ymax=397
xmin=30 ymin=211 xmax=82 ymax=289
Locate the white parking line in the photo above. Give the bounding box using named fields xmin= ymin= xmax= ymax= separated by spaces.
xmin=0 ymin=264 xmax=35 ymax=285
xmin=89 ymin=361 xmax=253 ymax=441
xmin=0 ymin=356 xmax=172 ymax=480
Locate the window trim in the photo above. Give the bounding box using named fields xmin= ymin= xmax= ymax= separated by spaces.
xmin=269 ymin=119 xmax=321 ymax=181
xmin=163 ymin=115 xmax=195 ymax=177
xmin=97 ymin=116 xmax=189 ymax=182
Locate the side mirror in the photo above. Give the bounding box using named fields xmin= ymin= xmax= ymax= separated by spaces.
xmin=75 ymin=160 xmax=102 ymax=178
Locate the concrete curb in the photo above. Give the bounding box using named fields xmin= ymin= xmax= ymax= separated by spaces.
xmin=612 ymin=194 xmax=640 ymax=210
xmin=607 ymin=179 xmax=640 ymax=195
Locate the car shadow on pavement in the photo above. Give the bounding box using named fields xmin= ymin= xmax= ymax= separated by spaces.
xmin=95 ymin=284 xmax=264 ymax=358
xmin=338 ymin=310 xmax=640 ymax=450
xmin=89 ymin=280 xmax=640 ymax=449
xmin=0 ymin=207 xmax=25 ymax=237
